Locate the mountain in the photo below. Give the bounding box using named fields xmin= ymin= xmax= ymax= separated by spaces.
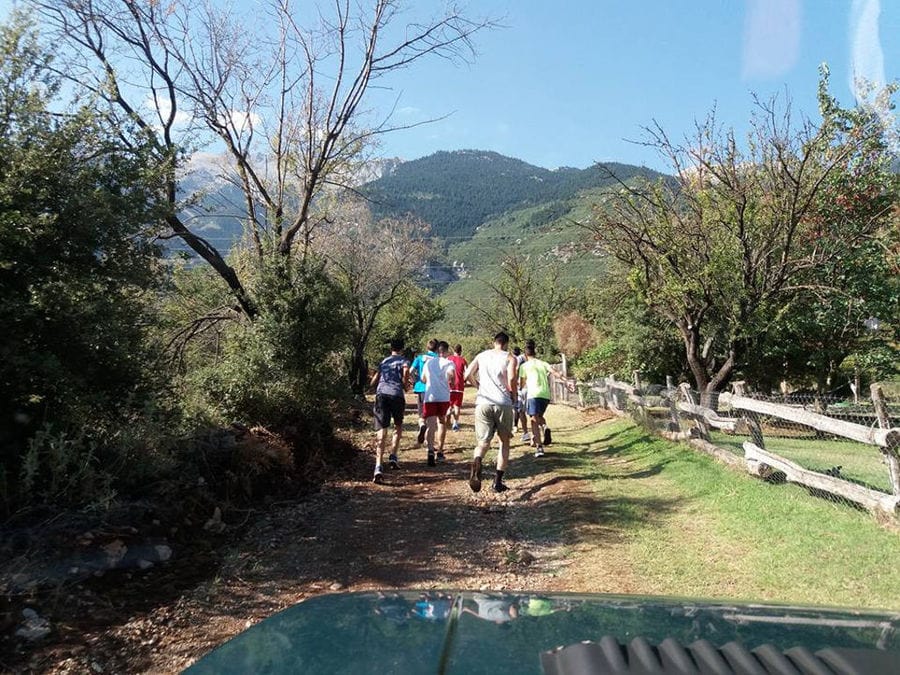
xmin=430 ymin=188 xmax=608 ymax=334
xmin=165 ymin=150 xmax=667 ymax=307
xmin=169 ymin=154 xmax=406 ymax=259
xmin=360 ymin=149 xmax=666 ymax=242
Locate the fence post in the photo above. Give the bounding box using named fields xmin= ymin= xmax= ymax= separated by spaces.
xmin=734 ymin=380 xmax=765 ymax=450
xmin=666 ymin=376 xmax=679 ymax=432
xmin=679 ymin=383 xmax=710 ymax=440
xmin=871 ymin=383 xmax=900 ymax=496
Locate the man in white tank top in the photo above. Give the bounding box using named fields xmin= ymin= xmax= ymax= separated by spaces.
xmin=463 ymin=331 xmax=518 ymax=493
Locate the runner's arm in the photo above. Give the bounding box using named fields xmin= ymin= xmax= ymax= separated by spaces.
xmin=506 ymin=354 xmax=518 ymax=404
xmin=369 ymin=369 xmax=380 ymax=390
xmin=402 ymin=364 xmax=410 ymax=391
xmin=463 ymin=357 xmax=479 ymax=386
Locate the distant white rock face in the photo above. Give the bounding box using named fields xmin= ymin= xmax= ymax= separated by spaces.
xmin=181 ymin=152 xmax=404 ymax=190
xmin=166 ymin=153 xmax=405 ymax=259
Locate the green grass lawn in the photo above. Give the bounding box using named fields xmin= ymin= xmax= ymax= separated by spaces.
xmin=708 ymin=430 xmax=891 ymax=493
xmin=531 ymin=413 xmax=900 ymax=610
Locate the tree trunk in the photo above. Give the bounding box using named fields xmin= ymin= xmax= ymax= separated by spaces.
xmin=349 ymin=345 xmax=368 ymax=396
xmin=680 ymin=323 xmax=710 ymax=392
xmin=166 ymin=214 xmax=256 ymax=318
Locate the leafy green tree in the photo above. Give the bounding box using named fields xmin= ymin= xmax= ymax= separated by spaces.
xmin=585 ymin=69 xmax=898 ymax=394
xmin=315 ymin=202 xmax=433 ymax=394
xmin=467 ymin=252 xmax=573 ymax=349
xmin=0 ymin=13 xmax=165 ymax=504
xmin=367 ymin=285 xmax=444 ymax=365
xmin=571 ymin=276 xmax=686 ymax=383
xmin=161 ymin=253 xmax=349 ymax=427
xmin=187 ymin=258 xmax=348 ymax=426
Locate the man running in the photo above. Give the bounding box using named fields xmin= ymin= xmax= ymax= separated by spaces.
xmin=421 ymin=341 xmax=455 ymax=465
xmin=518 ymin=340 xmax=553 ymax=457
xmin=369 ymin=338 xmax=410 ymax=483
xmin=447 ymin=344 xmax=468 ymax=432
xmin=463 ymin=332 xmax=518 ymax=493
xmin=409 ymin=339 xmax=438 ymax=446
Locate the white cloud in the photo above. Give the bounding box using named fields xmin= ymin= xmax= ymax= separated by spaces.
xmin=741 ymin=0 xmax=801 ymax=80
xmin=222 ymin=109 xmax=262 ymax=131
xmin=850 ymin=0 xmax=896 ymax=148
xmin=850 ymin=0 xmax=885 ymax=93
xmin=144 ymin=95 xmax=191 ymax=127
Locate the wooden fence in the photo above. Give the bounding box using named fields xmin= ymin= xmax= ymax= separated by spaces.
xmin=550 ymin=373 xmax=900 ymax=518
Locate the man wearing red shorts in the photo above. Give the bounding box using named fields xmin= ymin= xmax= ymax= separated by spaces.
xmin=447 ymin=344 xmax=468 ymax=432
xmin=421 ymin=341 xmax=455 ymax=466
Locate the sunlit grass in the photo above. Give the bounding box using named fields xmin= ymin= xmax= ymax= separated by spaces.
xmin=526 ymin=415 xmax=900 ymax=610
xmin=709 ymin=430 xmax=891 ymax=493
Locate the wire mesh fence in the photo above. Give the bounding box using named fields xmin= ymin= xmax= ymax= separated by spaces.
xmin=550 ymin=372 xmax=900 ymax=516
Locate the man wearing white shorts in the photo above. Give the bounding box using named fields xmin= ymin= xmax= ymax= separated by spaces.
xmin=463 ymin=332 xmax=518 ymax=493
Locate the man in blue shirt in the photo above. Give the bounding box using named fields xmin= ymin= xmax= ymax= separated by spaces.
xmin=369 ymin=338 xmax=410 ymax=483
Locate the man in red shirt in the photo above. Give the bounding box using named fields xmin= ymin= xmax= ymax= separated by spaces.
xmin=447 ymin=344 xmax=468 ymax=432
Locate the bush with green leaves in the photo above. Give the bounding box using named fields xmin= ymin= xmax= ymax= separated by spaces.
xmin=174 ymin=258 xmax=349 ymax=428
xmin=0 ymin=13 xmax=167 ymax=509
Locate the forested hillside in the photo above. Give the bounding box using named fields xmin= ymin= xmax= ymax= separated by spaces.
xmin=361 ymin=149 xmax=665 ymax=242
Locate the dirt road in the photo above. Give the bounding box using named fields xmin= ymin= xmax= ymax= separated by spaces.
xmin=12 ymin=402 xmax=632 ymax=674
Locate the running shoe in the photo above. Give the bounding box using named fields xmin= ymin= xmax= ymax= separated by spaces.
xmin=534 ymin=445 xmax=545 ymax=458
xmin=491 ymin=481 xmax=509 ymax=493
xmin=543 ymin=427 xmax=552 ymax=446
xmin=521 ymin=431 xmax=531 ymax=442
xmin=451 ymin=422 xmax=460 ymax=432
xmin=372 ymin=468 xmax=384 ymax=484
xmin=468 ymin=456 xmax=483 ymax=493
xmin=417 ymin=424 xmax=427 ymax=445
xmin=388 ymin=454 xmax=399 ymax=469
xmin=427 ymin=452 xmax=436 ymax=467
xmin=436 ymin=452 xmax=446 ymax=463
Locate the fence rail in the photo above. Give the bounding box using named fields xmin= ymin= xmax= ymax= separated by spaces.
xmin=550 ymin=373 xmax=900 ymax=518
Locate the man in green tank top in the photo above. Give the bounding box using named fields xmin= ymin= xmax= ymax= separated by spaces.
xmin=517 ymin=340 xmax=553 ymax=457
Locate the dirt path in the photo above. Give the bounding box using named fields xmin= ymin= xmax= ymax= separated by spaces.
xmin=11 ymin=401 xmax=639 ymax=674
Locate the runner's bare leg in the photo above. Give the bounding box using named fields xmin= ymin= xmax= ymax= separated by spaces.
xmin=425 ymin=415 xmax=438 ymax=451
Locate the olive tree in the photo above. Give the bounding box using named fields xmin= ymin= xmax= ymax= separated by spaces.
xmin=585 ymin=70 xmax=898 ymax=394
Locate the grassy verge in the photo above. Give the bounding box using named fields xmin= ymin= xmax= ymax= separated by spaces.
xmin=523 ymin=412 xmax=900 ymax=610
xmin=708 ymin=430 xmax=891 ymax=493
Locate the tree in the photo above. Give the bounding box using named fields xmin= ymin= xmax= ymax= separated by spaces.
xmin=585 ymin=69 xmax=898 ymax=394
xmin=31 ymin=0 xmax=494 ymax=317
xmin=315 ymin=200 xmax=433 ymax=393
xmin=0 ymin=13 xmax=164 ymax=502
xmin=570 ymin=274 xmax=686 ymax=383
xmin=553 ymin=311 xmax=598 ymax=358
xmin=466 ymin=252 xmax=574 ymax=348
xmin=367 ymin=284 xmax=444 ymax=364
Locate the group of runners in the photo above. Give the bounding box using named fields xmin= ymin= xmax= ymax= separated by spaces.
xmin=368 ymin=332 xmax=554 ymax=493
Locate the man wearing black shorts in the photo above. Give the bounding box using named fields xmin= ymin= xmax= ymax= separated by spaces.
xmin=369 ymin=338 xmax=410 ymax=483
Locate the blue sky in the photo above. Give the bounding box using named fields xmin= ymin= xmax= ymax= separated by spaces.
xmin=361 ymin=0 xmax=900 ymax=170
xmin=4 ymin=0 xmax=898 ymax=172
